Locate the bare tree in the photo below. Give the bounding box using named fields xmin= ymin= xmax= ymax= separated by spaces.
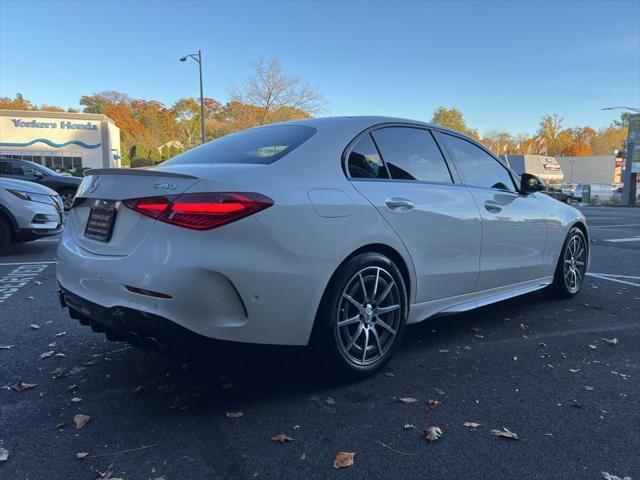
xmin=231 ymin=58 xmax=325 ymax=124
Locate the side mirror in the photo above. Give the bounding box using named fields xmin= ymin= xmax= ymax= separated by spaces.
xmin=520 ymin=173 xmax=545 ymax=194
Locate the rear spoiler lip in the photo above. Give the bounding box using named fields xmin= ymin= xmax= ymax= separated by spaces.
xmin=84 ymin=168 xmax=198 ymax=180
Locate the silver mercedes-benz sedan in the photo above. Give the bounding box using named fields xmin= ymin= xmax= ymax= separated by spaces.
xmin=57 ymin=117 xmax=588 ymax=377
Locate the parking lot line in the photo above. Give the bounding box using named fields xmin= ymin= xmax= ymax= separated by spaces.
xmin=603 ymin=237 xmax=640 ymax=243
xmin=587 ymin=272 xmax=640 ymax=287
xmin=0 ymin=260 xmax=58 ymax=266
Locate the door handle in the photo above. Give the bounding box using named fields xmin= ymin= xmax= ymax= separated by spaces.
xmin=386 ymin=197 xmax=415 ymax=212
xmin=484 ymin=200 xmax=502 ymax=213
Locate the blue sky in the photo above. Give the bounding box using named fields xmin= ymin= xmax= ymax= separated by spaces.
xmin=0 ymin=0 xmax=638 ymax=135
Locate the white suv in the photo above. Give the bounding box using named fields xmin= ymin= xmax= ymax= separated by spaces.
xmin=0 ymin=177 xmax=63 ymax=252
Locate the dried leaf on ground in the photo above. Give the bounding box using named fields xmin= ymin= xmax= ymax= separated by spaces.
xmin=602 ymin=338 xmax=618 ymax=346
xmin=73 ymin=414 xmax=90 ymax=429
xmin=434 ymin=388 xmax=446 ymax=396
xmin=71 ymin=397 xmax=82 ymax=403
xmin=52 ymin=366 xmax=68 ymax=378
xmin=76 ymin=452 xmax=89 ymax=459
xmin=225 ymin=412 xmax=243 ymax=418
xmin=300 ymin=452 xmax=306 ymax=460
xmin=399 ymin=397 xmax=418 ymax=403
xmin=0 ymin=448 xmax=8 ymax=462
xmin=491 ymin=427 xmax=519 ymax=440
xmin=271 ymin=434 xmax=293 ymax=443
xmin=470 ymin=327 xmax=482 ymax=332
xmin=0 ymin=345 xmax=15 ymax=350
xmin=55 ymin=421 xmax=67 ymax=429
xmin=427 ymin=399 xmax=442 ymax=409
xmin=11 ymin=380 xmax=36 ymax=392
xmin=589 ymin=344 xmax=597 ymax=350
xmin=130 ymin=386 xmax=143 ymax=394
xmin=55 ymin=332 xmax=66 ymax=337
xmin=333 ymin=451 xmax=356 ymax=469
xmin=424 ymin=426 xmax=443 ymax=442
xmin=325 ymin=397 xmax=335 ymax=406
xmin=463 ymin=422 xmax=481 ymax=429
xmin=29 ymin=324 xmax=40 ymax=330
xmin=584 ymin=385 xmax=595 ymax=391
xmin=569 ymin=368 xmax=581 ymax=373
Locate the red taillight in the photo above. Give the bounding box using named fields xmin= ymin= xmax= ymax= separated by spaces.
xmin=123 ymin=192 xmax=273 ymax=230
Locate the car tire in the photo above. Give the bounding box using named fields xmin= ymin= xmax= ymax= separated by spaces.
xmin=59 ymin=188 xmax=76 ymax=211
xmin=0 ymin=216 xmax=11 ymax=253
xmin=546 ymin=226 xmax=587 ymax=299
xmin=312 ymin=252 xmax=408 ymax=379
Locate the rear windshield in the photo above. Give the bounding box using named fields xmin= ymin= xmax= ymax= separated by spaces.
xmin=162 ymin=125 xmax=317 ymax=166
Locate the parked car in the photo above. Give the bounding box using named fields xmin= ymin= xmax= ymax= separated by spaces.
xmin=574 ymin=183 xmax=621 ymax=205
xmin=57 ymin=117 xmax=589 ymax=378
xmin=0 ymin=158 xmax=82 ymax=210
xmin=0 ymin=177 xmax=63 ymax=253
xmin=543 ymin=185 xmax=573 ymax=204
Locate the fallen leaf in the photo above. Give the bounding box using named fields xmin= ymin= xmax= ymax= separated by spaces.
xmin=55 ymin=421 xmax=67 ymax=429
xmin=434 ymin=388 xmax=446 ymax=396
xmin=470 ymin=327 xmax=482 ymax=332
xmin=424 ymin=426 xmax=443 ymax=442
xmin=0 ymin=345 xmax=15 ymax=350
xmin=427 ymin=399 xmax=442 ymax=409
xmin=55 ymin=331 xmax=67 ymax=337
xmin=333 ymin=451 xmax=356 ymax=469
xmin=300 ymin=452 xmax=306 ymax=460
xmin=384 ymin=371 xmax=394 ymax=377
xmin=73 ymin=414 xmax=90 ymax=429
xmin=404 ymin=423 xmax=415 ymax=430
xmin=11 ymin=380 xmax=36 ymax=392
xmin=438 ymin=349 xmax=449 ymax=353
xmin=0 ymin=447 xmax=8 ymax=462
xmin=475 ymin=334 xmax=484 ymax=339
xmin=71 ymin=397 xmax=82 ymax=403
xmin=589 ymin=344 xmax=597 ymax=350
xmin=76 ymin=452 xmax=89 ymax=459
xmin=464 ymin=422 xmax=481 ymax=429
xmin=52 ymin=367 xmax=68 ymax=378
xmin=492 ymin=427 xmax=519 ymax=440
xmin=602 ymin=338 xmax=618 ymax=346
xmin=225 ymin=411 xmax=243 ymax=418
xmin=569 ymin=368 xmax=581 ymax=373
xmin=130 ymin=386 xmax=143 ymax=394
xmin=584 ymin=386 xmax=595 ymax=391
xmin=399 ymin=397 xmax=418 ymax=403
xmin=29 ymin=324 xmax=40 ymax=330
xmin=271 ymin=434 xmax=293 ymax=443
xmin=325 ymin=397 xmax=335 ymax=406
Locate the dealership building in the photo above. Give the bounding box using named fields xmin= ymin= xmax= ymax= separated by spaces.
xmin=0 ymin=109 xmax=121 ymax=170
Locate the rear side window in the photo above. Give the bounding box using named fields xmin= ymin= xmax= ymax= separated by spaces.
xmin=440 ymin=133 xmax=516 ymax=192
xmin=347 ymin=134 xmax=389 ymax=179
xmin=371 ymin=127 xmax=452 ymax=183
xmin=163 ymin=125 xmax=316 ymax=166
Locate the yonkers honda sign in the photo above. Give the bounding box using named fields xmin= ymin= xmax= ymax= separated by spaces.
xmin=11 ymin=118 xmax=98 ymax=130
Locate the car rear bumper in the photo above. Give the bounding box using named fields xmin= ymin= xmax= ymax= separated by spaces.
xmin=56 ymin=216 xmax=337 ymax=346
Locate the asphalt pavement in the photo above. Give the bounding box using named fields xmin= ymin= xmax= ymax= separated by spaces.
xmin=1 ymin=206 xmax=639 ymax=480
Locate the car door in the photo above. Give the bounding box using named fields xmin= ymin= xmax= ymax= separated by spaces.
xmin=437 ymin=132 xmax=548 ymax=291
xmin=346 ymin=126 xmax=482 ymax=303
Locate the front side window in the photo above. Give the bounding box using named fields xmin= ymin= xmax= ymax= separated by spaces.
xmin=371 ymin=127 xmax=452 ymax=183
xmin=0 ymin=161 xmax=12 ymax=174
xmin=163 ymin=125 xmax=316 ymax=166
xmin=440 ymin=134 xmax=516 ymax=192
xmin=347 ymin=134 xmax=389 ymax=179
xmin=13 ymin=162 xmax=44 ymax=177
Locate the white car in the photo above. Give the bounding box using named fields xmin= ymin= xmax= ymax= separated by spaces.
xmin=0 ymin=177 xmax=63 ymax=252
xmin=57 ymin=117 xmax=589 ymax=377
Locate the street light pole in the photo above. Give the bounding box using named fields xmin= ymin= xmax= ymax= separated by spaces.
xmin=180 ymin=50 xmax=206 ymax=144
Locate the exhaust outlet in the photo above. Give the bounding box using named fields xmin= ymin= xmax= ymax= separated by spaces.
xmin=126 ymin=331 xmax=142 ymax=347
xmin=143 ymin=336 xmax=164 ymax=353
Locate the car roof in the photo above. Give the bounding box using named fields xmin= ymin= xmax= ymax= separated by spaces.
xmin=274 ymin=115 xmax=454 ymax=133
